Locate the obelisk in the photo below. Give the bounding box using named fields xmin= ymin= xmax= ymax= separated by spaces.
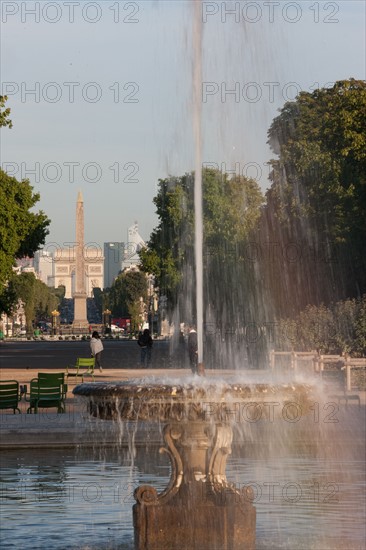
xmin=73 ymin=191 xmax=89 ymax=329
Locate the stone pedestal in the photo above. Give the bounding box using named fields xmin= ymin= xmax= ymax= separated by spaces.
xmin=134 ymin=499 xmax=255 ymax=550
xmin=133 ymin=422 xmax=256 ymax=550
xmin=73 ymin=292 xmax=89 ymax=329
xmin=73 ymin=381 xmax=315 ymax=550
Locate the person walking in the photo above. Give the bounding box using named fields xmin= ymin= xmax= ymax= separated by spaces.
xmin=90 ymin=330 xmax=104 ymax=372
xmin=188 ymin=326 xmax=198 ymax=374
xmin=138 ymin=328 xmax=153 ymax=367
xmin=178 ymin=330 xmax=186 ymax=368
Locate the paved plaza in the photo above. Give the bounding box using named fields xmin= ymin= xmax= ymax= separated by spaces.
xmin=0 ymin=339 xmax=235 ymax=447
xmin=1 ymin=340 xmax=365 ymax=450
xmin=0 ymin=338 xmax=173 ymax=372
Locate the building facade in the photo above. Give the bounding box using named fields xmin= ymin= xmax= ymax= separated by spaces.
xmin=34 ymin=250 xmax=53 ymax=285
xmin=103 ymin=242 xmax=125 ymax=288
xmin=52 ymin=246 xmax=104 ymax=298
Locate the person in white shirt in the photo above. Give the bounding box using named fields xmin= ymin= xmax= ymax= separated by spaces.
xmin=90 ymin=331 xmax=104 ymax=372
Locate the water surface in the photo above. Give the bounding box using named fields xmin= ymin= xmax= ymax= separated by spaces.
xmin=1 ymin=435 xmax=364 ymax=550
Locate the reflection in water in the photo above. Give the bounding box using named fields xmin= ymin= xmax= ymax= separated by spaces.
xmin=0 ymin=448 xmax=170 ymax=550
xmin=1 ymin=432 xmax=365 ymax=550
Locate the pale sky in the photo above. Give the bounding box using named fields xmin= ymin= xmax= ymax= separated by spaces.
xmin=1 ymin=0 xmax=365 ymax=252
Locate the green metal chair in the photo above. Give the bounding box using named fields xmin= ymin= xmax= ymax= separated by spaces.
xmin=0 ymin=380 xmax=21 ymax=413
xmin=66 ymin=357 xmax=95 ymax=383
xmin=26 ymin=372 xmax=67 ymax=414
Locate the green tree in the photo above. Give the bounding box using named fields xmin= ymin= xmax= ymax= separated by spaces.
xmin=34 ymin=278 xmax=60 ymax=322
xmin=139 ymin=168 xmax=264 ymax=316
xmin=51 ymin=285 xmax=66 ymax=302
xmin=277 ymin=295 xmax=366 ymax=356
xmin=139 ymin=175 xmax=192 ymax=308
xmin=354 ymin=295 xmax=366 ymax=356
xmin=0 ymin=96 xmax=12 ymax=129
xmin=261 ymin=79 xmax=366 ymax=315
xmin=92 ymin=287 xmax=103 ymax=318
xmin=268 ymin=79 xmax=366 ymax=244
xmin=105 ymin=270 xmax=148 ymax=332
xmin=0 ymin=170 xmax=50 ymax=313
xmin=9 ymin=272 xmax=59 ymax=330
xmin=139 ymin=167 xmax=265 ymax=367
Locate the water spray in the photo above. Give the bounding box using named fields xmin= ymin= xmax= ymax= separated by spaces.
xmin=193 ymin=1 xmax=204 ymax=374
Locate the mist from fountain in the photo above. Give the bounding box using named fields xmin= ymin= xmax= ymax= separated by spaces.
xmin=163 ymin=2 xmax=286 ymax=371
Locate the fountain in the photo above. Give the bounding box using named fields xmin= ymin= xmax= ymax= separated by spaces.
xmin=73 ymin=378 xmax=315 ymax=549
xmin=72 ymin=5 xmax=320 ymax=549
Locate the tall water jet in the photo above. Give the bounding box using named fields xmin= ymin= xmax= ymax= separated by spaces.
xmin=193 ymin=1 xmax=204 ymax=368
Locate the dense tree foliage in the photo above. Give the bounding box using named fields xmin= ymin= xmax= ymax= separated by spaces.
xmin=260 ymin=79 xmax=366 ymax=317
xmin=52 ymin=285 xmax=66 ymax=302
xmin=0 ymin=97 xmax=50 ymax=315
xmin=139 ymin=168 xmax=265 ymax=366
xmin=268 ymin=79 xmax=365 ymax=242
xmin=0 ymin=96 xmax=12 ymax=129
xmin=140 ymin=168 xmax=264 ymax=315
xmin=92 ymin=287 xmax=103 ymax=318
xmin=140 ymin=80 xmax=365 ymax=363
xmin=0 ymin=170 xmax=50 ymax=313
xmin=8 ymin=272 xmax=59 ymax=330
xmin=276 ymin=295 xmax=366 ymax=356
xmin=104 ymin=270 xmax=148 ymax=332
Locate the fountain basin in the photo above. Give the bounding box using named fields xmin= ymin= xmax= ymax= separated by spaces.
xmin=73 ymin=379 xmax=315 ymax=549
xmin=73 ymin=380 xmax=315 ymax=422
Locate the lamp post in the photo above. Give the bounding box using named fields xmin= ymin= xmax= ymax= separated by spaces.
xmin=51 ymin=310 xmax=60 ymax=336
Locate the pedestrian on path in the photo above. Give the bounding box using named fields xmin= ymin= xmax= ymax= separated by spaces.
xmin=138 ymin=328 xmax=153 ymax=367
xmin=90 ymin=331 xmax=104 ymax=372
xmin=188 ymin=326 xmax=198 ymax=374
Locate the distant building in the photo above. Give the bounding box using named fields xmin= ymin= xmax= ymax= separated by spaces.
xmin=34 ymin=250 xmax=53 ymax=285
xmin=53 ymin=246 xmax=104 ymax=298
xmin=103 ymin=224 xmax=145 ymax=287
xmin=33 ymin=247 xmax=104 ymax=296
xmin=104 ymin=242 xmax=125 ymax=288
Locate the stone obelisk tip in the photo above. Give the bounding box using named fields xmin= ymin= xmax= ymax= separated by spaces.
xmin=77 ymin=190 xmax=83 ymax=203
